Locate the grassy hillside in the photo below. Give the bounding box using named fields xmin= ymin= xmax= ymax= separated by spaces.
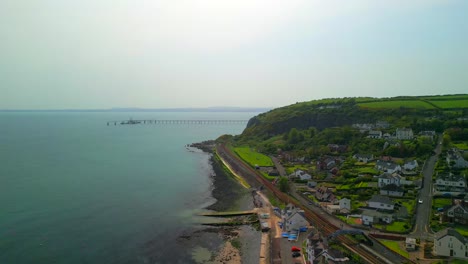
xmin=237 ymin=94 xmax=468 ymax=143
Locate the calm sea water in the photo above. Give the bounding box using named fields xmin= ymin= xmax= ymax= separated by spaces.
xmin=0 ymin=111 xmax=257 ymax=264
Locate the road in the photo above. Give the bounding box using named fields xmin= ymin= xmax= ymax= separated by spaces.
xmin=412 ymin=135 xmax=443 ymax=240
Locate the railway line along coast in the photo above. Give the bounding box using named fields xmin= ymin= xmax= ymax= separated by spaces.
xmin=216 ymin=142 xmax=414 ymax=264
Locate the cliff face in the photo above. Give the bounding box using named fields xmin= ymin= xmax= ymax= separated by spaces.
xmin=238 ymin=97 xmax=448 ymax=140
xmin=241 ymin=104 xmax=372 ymax=139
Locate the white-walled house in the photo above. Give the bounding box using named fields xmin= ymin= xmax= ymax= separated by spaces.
xmin=361 ymin=209 xmax=393 ymax=225
xmin=447 ymin=149 xmax=468 ymax=168
xmin=434 ymin=228 xmax=468 ymax=259
xmin=375 ymin=161 xmax=401 ymax=173
xmin=378 ymin=172 xmax=403 ymax=187
xmin=282 ymin=205 xmax=309 ymax=232
xmin=403 ymin=160 xmax=419 ymax=171
xmin=353 ymin=154 xmax=374 ymax=163
xmin=380 ymin=184 xmax=404 ymax=197
xmin=368 ymin=195 xmax=394 ymax=210
xmin=435 ymin=173 xmax=467 ymax=192
xmin=368 ymin=130 xmax=382 ymax=139
xmin=396 ymin=128 xmax=414 ymax=140
xmin=299 ymin=173 xmax=312 ymax=181
xmin=339 ymin=198 xmax=351 ymax=212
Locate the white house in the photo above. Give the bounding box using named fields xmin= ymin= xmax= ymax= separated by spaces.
xmin=447 ymin=149 xmax=468 ymax=168
xmin=353 ymin=154 xmax=374 ymax=163
xmin=435 ymin=173 xmax=467 ymax=192
xmin=368 ymin=195 xmax=394 ymax=210
xmin=396 ymin=128 xmax=414 ymax=140
xmin=375 ymin=161 xmax=401 ymax=173
xmin=403 ymin=160 xmax=419 ymax=171
xmin=380 ymin=184 xmax=404 ymax=197
xmin=378 ymin=172 xmax=403 ymax=187
xmin=282 ymin=206 xmax=309 ymax=232
xmin=368 ymin=130 xmax=382 ymax=139
xmin=361 ymin=209 xmax=393 ymax=225
xmin=299 ymin=173 xmax=312 ymax=181
xmin=434 ymin=228 xmax=468 ymax=259
xmin=339 ymin=198 xmax=351 ymax=213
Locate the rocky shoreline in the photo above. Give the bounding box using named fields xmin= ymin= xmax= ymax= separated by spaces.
xmin=185 ymin=140 xmax=260 ymax=263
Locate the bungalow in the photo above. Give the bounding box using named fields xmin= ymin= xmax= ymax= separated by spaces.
xmin=396 ymin=128 xmax=414 ymax=140
xmin=353 ymin=153 xmax=374 ymax=163
xmin=434 ymin=228 xmax=468 ymax=259
xmin=403 ymin=160 xmax=419 ymax=171
xmin=445 ymin=204 xmax=468 ymax=225
xmin=361 ymin=208 xmax=393 ymax=225
xmin=380 ymin=184 xmax=404 ymax=197
xmin=435 ymin=173 xmax=467 ymax=192
xmin=368 ymin=195 xmax=394 ymax=210
xmin=368 ymin=130 xmax=382 ymax=139
xmin=447 ymin=149 xmax=468 ymax=168
xmin=299 ymin=173 xmax=312 ymax=181
xmin=375 ymin=160 xmax=401 ymax=173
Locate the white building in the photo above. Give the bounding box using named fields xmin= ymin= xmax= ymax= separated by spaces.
xmin=368 ymin=130 xmax=382 ymax=139
xmin=403 ymin=160 xmax=419 ymax=171
xmin=375 ymin=161 xmax=402 ymax=173
xmin=339 ymin=198 xmax=351 ymax=213
xmin=361 ymin=209 xmax=393 ymax=225
xmin=378 ymin=172 xmax=403 ymax=187
xmin=396 ymin=128 xmax=414 ymax=140
xmin=368 ymin=195 xmax=394 ymax=210
xmin=282 ymin=205 xmax=309 ymax=232
xmin=434 ymin=228 xmax=468 ymax=259
xmin=435 ymin=173 xmax=466 ymax=192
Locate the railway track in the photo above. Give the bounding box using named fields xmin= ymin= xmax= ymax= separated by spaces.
xmin=217 ymin=143 xmax=389 ymax=264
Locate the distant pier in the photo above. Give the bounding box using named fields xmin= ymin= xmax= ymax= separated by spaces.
xmin=107 ymin=119 xmax=248 ymax=126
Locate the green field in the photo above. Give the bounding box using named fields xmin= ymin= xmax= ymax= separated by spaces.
xmin=233 ymin=147 xmax=273 ymax=167
xmin=385 ymin=221 xmax=409 ymax=232
xmin=421 ymin=94 xmax=468 ymax=100
xmin=433 ymin=198 xmax=452 ymax=209
xmin=380 ymin=240 xmax=410 ymax=258
xmin=358 ymin=100 xmax=435 ymax=109
xmin=427 ymin=99 xmax=468 ymax=109
xmin=455 ymin=225 xmax=468 ymax=237
xmin=453 ymin=142 xmax=468 ymax=150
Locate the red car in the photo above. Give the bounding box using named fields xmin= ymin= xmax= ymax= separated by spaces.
xmin=291 ymin=246 xmax=301 ymax=252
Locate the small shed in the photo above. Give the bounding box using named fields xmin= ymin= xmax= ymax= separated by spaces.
xmin=405 ymin=237 xmax=417 ymax=251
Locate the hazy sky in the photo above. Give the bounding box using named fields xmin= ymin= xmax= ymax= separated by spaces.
xmin=1 ymin=0 xmax=467 ymax=109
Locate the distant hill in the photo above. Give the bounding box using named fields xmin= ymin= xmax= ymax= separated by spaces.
xmin=239 ymin=94 xmax=468 ymax=141
xmin=0 ymin=107 xmax=271 ymax=113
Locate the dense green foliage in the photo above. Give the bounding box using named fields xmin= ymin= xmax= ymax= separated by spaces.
xmin=235 ymin=94 xmax=467 ymax=159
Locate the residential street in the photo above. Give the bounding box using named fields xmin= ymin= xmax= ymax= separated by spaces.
xmin=412 ymin=135 xmax=443 ymax=240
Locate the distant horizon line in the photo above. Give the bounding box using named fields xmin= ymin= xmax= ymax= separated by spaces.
xmin=0 ymin=106 xmax=273 ymax=113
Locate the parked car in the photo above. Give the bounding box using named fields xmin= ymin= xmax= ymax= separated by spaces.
xmin=292 ymin=252 xmax=301 ymax=258
xmin=418 ymin=199 xmax=423 ymax=204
